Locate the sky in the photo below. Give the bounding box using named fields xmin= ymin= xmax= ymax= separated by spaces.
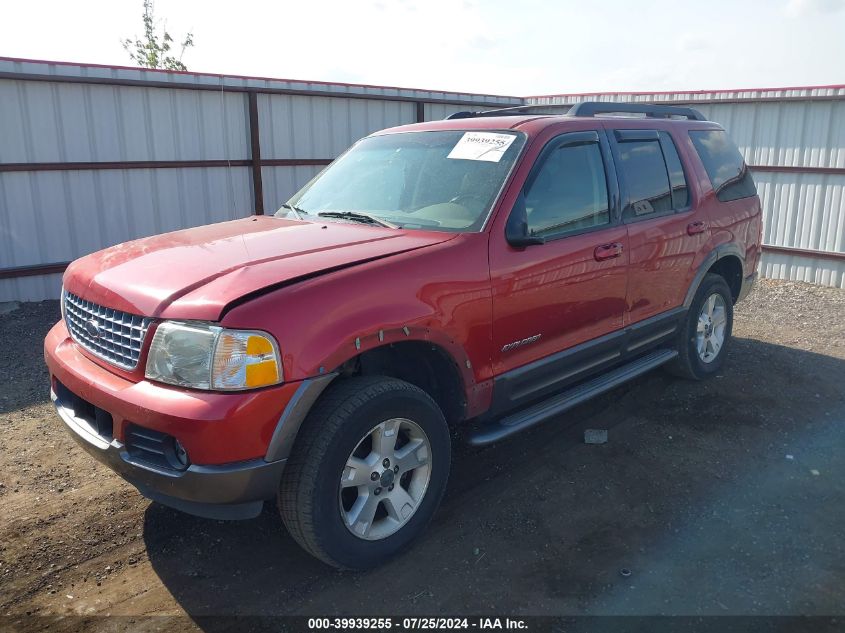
xmin=1 ymin=0 xmax=844 ymax=96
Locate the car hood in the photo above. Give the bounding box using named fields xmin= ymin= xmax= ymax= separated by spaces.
xmin=63 ymin=216 xmax=456 ymax=320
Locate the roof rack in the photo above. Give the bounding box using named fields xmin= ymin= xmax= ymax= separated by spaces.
xmin=445 ymin=105 xmax=565 ymax=120
xmin=445 ymin=101 xmax=708 ymax=122
xmin=567 ymin=101 xmax=707 ymax=121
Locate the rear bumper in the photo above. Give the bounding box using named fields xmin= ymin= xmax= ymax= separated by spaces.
xmin=737 ymin=271 xmax=757 ymax=303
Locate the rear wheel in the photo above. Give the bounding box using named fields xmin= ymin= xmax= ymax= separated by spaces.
xmin=666 ymin=273 xmax=733 ymax=380
xmin=279 ymin=376 xmax=450 ymax=569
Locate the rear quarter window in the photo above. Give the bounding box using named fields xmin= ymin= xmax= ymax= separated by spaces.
xmin=689 ymin=130 xmax=757 ymax=202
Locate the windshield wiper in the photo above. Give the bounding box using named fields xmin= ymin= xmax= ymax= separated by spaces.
xmin=278 ymin=203 xmax=308 ymax=220
xmin=317 ymin=211 xmax=398 ymax=229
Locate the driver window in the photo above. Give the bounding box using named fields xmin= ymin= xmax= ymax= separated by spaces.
xmin=524 ymin=141 xmax=610 ymax=237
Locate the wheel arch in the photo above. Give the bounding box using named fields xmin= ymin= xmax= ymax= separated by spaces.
xmin=264 ymin=338 xmax=470 ymax=462
xmin=334 ymin=340 xmax=468 ymax=426
xmin=684 ymin=244 xmax=745 ymax=307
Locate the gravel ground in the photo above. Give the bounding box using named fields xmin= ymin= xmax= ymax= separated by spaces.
xmin=1 ymin=279 xmax=843 ymax=631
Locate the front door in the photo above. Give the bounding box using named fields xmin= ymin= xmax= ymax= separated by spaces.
xmin=489 ymin=129 xmax=628 ymax=408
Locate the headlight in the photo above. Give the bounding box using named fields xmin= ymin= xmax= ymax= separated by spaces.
xmin=144 ymin=321 xmax=282 ymax=391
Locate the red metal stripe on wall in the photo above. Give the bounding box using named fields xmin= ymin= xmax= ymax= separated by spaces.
xmin=748 ymin=165 xmax=845 ymax=176
xmin=761 ymin=245 xmax=845 ymax=262
xmin=0 ymin=159 xmax=333 ymax=172
xmin=0 ymin=160 xmax=252 ymax=172
xmin=261 ymin=159 xmax=332 ymax=167
xmin=0 ymin=262 xmax=70 ymax=280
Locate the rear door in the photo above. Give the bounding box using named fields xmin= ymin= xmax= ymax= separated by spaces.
xmin=609 ymin=127 xmax=708 ymax=326
xmin=488 ymin=128 xmax=628 ymax=407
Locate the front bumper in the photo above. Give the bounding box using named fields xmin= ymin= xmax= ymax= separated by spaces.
xmin=53 ymin=386 xmax=285 ymax=519
xmin=44 ymin=321 xmax=300 ymax=519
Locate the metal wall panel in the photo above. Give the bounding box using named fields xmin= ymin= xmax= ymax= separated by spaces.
xmin=423 ymin=103 xmax=499 ymax=121
xmin=0 ymin=79 xmax=250 ymax=163
xmin=760 ymin=252 xmax=845 ymax=289
xmin=261 ymin=165 xmax=325 ymax=213
xmin=0 ymin=273 xmax=64 ymax=304
xmin=258 ymin=94 xmax=415 ymax=160
xmin=1 ymin=59 xmax=517 ymax=301
xmin=753 ymin=171 xmax=844 ymax=254
xmin=0 ymin=166 xmax=252 ymax=267
xmin=0 ymin=57 xmax=522 ymax=106
xmin=425 ymin=103 xmax=472 ymax=121
xmin=527 ymin=86 xmax=845 ymax=105
xmin=692 ymin=101 xmax=845 ymax=169
xmin=525 ymin=93 xmax=845 ymax=170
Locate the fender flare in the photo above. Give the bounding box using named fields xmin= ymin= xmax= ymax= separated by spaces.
xmin=262 ymin=331 xmax=476 ymax=462
xmin=264 ymin=372 xmax=338 ymax=462
xmin=683 ymin=243 xmax=745 ymax=308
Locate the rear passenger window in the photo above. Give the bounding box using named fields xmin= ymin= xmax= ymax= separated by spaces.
xmin=616 ymin=139 xmax=673 ymax=218
xmin=524 ymin=141 xmax=610 ymax=237
xmin=689 ymin=130 xmax=757 ymax=202
xmin=659 ymin=132 xmax=690 ymax=209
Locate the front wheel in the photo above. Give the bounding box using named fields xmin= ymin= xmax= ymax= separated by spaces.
xmin=666 ymin=273 xmax=734 ymax=380
xmin=279 ymin=376 xmax=451 ymax=569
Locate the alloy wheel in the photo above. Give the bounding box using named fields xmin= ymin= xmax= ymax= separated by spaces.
xmin=696 ymin=293 xmax=727 ymax=363
xmin=339 ymin=418 xmax=432 ymax=540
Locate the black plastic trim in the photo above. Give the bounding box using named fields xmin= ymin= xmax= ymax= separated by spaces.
xmin=614 ymin=129 xmax=660 ymax=142
xmin=683 ymin=244 xmax=746 ymax=307
xmin=569 ymin=102 xmax=707 ymax=121
xmin=738 ymin=271 xmax=758 ymax=303
xmin=52 ymin=387 xmax=285 ymax=520
xmin=557 ymin=130 xmax=601 ymax=146
xmin=470 ymin=348 xmax=678 ymax=446
xmin=657 ymin=131 xmax=693 ymax=213
xmin=485 ymin=307 xmax=686 ymax=419
xmin=264 ymin=373 xmax=338 ymax=461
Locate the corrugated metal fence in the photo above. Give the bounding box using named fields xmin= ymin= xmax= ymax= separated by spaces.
xmin=0 ymin=58 xmax=519 ymax=301
xmin=1 ymin=58 xmax=843 ymax=301
xmin=528 ymin=88 xmax=845 ymax=288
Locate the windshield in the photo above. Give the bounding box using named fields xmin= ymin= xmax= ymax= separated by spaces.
xmin=277 ymin=130 xmax=525 ymax=232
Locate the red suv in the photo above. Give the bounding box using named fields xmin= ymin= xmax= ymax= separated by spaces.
xmin=44 ymin=102 xmax=762 ymax=569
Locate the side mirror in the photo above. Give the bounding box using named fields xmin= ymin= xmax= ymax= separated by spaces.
xmin=505 ymin=193 xmax=545 ymax=247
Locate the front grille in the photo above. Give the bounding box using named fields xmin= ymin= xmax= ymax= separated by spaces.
xmin=64 ymin=291 xmax=150 ymax=370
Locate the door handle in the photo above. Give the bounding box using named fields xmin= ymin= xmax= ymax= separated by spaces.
xmin=594 ymin=242 xmax=623 ymax=261
xmin=687 ymin=220 xmax=707 ymax=235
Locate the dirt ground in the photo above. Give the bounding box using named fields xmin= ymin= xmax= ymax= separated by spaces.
xmin=1 ymin=279 xmax=844 ymax=630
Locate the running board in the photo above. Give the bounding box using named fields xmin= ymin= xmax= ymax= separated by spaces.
xmin=468 ymin=349 xmax=678 ymax=446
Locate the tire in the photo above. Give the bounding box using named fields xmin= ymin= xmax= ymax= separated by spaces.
xmin=666 ymin=273 xmax=734 ymax=380
xmin=278 ymin=375 xmax=451 ymax=569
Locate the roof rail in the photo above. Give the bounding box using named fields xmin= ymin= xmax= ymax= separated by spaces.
xmin=445 ymin=104 xmax=564 ymax=120
xmin=567 ymin=101 xmax=707 ymax=121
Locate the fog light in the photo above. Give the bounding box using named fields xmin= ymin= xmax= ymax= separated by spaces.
xmin=173 ymin=439 xmax=189 ymax=469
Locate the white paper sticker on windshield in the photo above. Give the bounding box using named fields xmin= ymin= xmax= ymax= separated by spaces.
xmin=447 ymin=132 xmax=516 ymax=163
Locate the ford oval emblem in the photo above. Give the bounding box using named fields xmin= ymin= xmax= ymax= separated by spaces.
xmin=84 ymin=318 xmax=101 ymax=339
